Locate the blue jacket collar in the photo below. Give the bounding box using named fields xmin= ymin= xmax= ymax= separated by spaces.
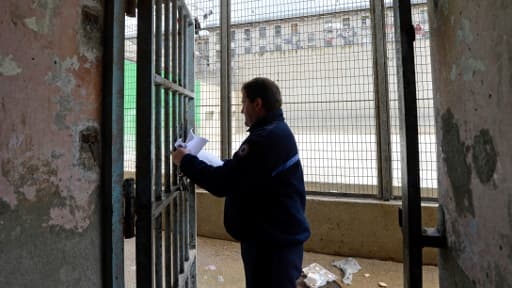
xmin=248 ymin=109 xmax=284 ymax=132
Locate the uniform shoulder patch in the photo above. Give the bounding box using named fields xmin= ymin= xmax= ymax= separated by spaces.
xmin=237 ymin=143 xmax=249 ymax=157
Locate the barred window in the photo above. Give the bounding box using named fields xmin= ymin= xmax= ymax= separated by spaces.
xmin=274 ymin=25 xmax=282 ymax=38
xmin=259 ymin=26 xmax=266 ymax=39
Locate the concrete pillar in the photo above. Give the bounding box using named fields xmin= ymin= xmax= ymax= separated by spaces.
xmin=429 ymin=0 xmax=512 ymax=286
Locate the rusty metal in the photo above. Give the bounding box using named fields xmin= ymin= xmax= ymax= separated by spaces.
xmin=371 ymin=0 xmax=392 ymax=201
xmin=128 ymin=0 xmax=197 ymax=286
xmin=154 ymin=74 xmax=195 ymax=98
xmin=171 ymin=0 xmax=180 ymax=285
xmin=154 ymin=0 xmax=163 ymax=287
xmin=163 ymin=0 xmax=172 ymax=285
xmin=102 ymin=0 xmax=125 ymax=286
xmin=135 ymin=0 xmax=154 ymax=286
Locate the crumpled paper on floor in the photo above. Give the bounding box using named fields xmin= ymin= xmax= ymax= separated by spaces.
xmin=302 ymin=263 xmax=337 ymax=288
xmin=332 ymin=257 xmax=362 ymax=285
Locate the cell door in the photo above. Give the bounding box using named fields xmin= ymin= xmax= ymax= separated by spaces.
xmin=104 ymin=0 xmax=197 ymax=287
xmin=134 ymin=0 xmax=197 ymax=287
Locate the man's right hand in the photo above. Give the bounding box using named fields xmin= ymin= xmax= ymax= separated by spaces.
xmin=173 ymin=147 xmax=189 ymax=166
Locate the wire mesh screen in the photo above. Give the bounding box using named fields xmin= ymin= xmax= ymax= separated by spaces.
xmin=184 ymin=0 xmax=437 ymax=198
xmin=188 ymin=0 xmax=378 ymax=195
xmin=187 ymin=1 xmax=222 ymax=159
xmin=385 ymin=2 xmax=438 ymax=198
xmin=123 ymin=16 xmax=138 ymax=288
xmin=124 ymin=19 xmax=138 ymax=175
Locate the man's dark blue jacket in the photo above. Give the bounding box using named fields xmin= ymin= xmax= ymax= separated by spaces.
xmin=181 ymin=109 xmax=310 ymax=246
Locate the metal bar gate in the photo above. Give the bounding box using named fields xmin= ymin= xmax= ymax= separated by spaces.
xmin=134 ymin=0 xmax=197 ymax=287
xmin=393 ymin=1 xmax=446 ymax=287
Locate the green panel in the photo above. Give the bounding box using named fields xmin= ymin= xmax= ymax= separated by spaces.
xmin=124 ymin=60 xmax=199 ymax=166
xmin=124 ymin=60 xmax=137 ymax=167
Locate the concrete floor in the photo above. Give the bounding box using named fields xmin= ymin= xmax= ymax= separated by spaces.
xmin=125 ymin=237 xmax=439 ymax=288
xmin=196 ymin=237 xmax=439 ymax=288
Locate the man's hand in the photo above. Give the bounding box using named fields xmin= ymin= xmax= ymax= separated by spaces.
xmin=173 ymin=147 xmax=189 ymax=166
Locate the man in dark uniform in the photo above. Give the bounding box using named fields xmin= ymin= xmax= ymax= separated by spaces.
xmin=173 ymin=77 xmax=310 ymax=287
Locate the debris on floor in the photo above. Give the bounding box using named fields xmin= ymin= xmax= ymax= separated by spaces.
xmin=364 ymin=273 xmax=370 ymax=278
xmin=332 ymin=257 xmax=362 ymax=285
xmin=205 ymin=264 xmax=217 ymax=271
xmin=217 ymin=275 xmax=224 ymax=283
xmin=378 ymin=281 xmax=389 ymax=287
xmin=302 ymin=263 xmax=338 ymax=288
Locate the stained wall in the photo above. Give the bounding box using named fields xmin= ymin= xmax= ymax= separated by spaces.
xmin=429 ymin=0 xmax=512 ymax=286
xmin=0 ymin=0 xmax=104 ymax=286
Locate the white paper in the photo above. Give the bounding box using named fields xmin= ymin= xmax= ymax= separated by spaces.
xmin=174 ymin=129 xmax=208 ymax=155
xmin=197 ymin=150 xmax=224 ymax=167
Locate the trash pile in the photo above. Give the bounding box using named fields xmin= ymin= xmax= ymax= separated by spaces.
xmin=301 ymin=258 xmax=391 ymax=287
xmin=301 ymin=258 xmax=362 ymax=287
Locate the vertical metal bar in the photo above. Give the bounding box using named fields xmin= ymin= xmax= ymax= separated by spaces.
xmin=164 ymin=0 xmax=172 ymax=286
xmin=178 ymin=5 xmax=186 ymax=274
xmin=172 ymin=197 xmax=179 ymax=287
xmin=190 ymin=257 xmax=197 ymax=288
xmin=136 ymin=0 xmax=154 ymax=286
xmin=186 ymin=18 xmax=197 ymax=252
xmin=154 ymin=0 xmax=163 ymax=287
xmin=102 ymin=0 xmax=125 ymax=286
xmin=171 ymin=2 xmax=178 ymax=186
xmin=171 ymin=0 xmax=180 ymax=286
xmin=178 ymin=192 xmax=185 ymax=274
xmin=220 ymin=0 xmax=232 ymax=158
xmin=179 ymin=10 xmax=187 ymax=142
xmin=393 ymin=0 xmax=422 ymax=286
xmin=155 ymin=0 xmax=162 ymax=198
xmin=186 ymin=18 xmax=197 ymax=287
xmin=371 ymin=0 xmax=392 ymax=200
xmin=182 ymin=14 xmax=191 ymax=263
xmin=182 ymin=15 xmax=188 ymax=95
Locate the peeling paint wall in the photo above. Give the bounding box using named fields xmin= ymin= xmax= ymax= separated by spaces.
xmin=429 ymin=0 xmax=512 ymax=286
xmin=0 ymin=0 xmax=103 ymax=286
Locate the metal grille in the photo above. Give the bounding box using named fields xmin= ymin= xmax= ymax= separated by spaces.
xmin=123 ymin=1 xmax=198 ymax=286
xmin=385 ymin=3 xmax=437 ymax=199
xmin=188 ymin=1 xmax=222 ymax=159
